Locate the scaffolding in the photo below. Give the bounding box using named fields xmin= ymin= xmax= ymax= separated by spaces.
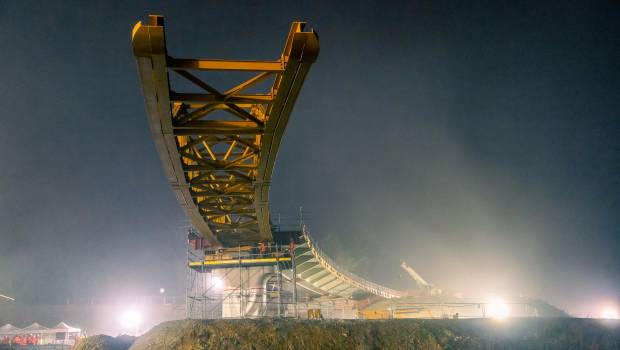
xmin=186 ymin=230 xmax=301 ymax=319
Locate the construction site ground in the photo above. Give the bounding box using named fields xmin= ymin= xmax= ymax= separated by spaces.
xmin=74 ymin=318 xmax=620 ymax=350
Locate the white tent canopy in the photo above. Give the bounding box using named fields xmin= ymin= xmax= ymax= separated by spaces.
xmin=20 ymin=322 xmax=49 ymax=332
xmin=0 ymin=324 xmax=20 ymax=335
xmin=0 ymin=322 xmax=81 ymax=335
xmin=50 ymin=322 xmax=81 ymax=333
xmin=0 ymin=322 xmax=82 ymax=346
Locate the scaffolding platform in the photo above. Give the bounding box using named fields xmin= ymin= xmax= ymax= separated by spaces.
xmin=186 ymin=232 xmax=302 ymax=319
xmin=189 ymin=256 xmax=292 ymax=270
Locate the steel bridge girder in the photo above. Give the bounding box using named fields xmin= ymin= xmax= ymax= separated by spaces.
xmin=132 ymin=15 xmax=319 ymax=246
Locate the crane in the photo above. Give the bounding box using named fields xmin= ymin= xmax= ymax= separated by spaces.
xmin=400 ymin=261 xmax=442 ymax=296
xmin=0 ymin=293 xmax=15 ymax=302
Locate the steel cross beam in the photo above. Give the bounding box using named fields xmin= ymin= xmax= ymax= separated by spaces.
xmin=132 ymin=15 xmax=319 ymax=247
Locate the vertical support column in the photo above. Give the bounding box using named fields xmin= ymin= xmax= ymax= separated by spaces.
xmin=292 ymin=246 xmax=298 ymax=319
xmin=276 ymin=249 xmax=283 ymax=317
xmin=185 ymin=238 xmax=190 ymax=319
xmin=238 ymin=244 xmax=243 ymax=319
xmin=201 ymin=261 xmax=206 ymax=319
xmin=294 ymin=208 xmax=303 ymax=319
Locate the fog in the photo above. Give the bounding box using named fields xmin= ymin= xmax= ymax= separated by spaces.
xmin=0 ymin=1 xmax=618 ymax=317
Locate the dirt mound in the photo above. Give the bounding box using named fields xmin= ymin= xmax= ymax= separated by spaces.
xmin=74 ymin=334 xmax=136 ymax=350
xmin=129 ymin=319 xmax=451 ymax=350
xmin=130 ymin=318 xmax=620 ymax=350
xmin=77 ymin=318 xmax=620 ymax=350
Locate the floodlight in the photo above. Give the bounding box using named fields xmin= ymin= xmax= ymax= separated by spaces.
xmin=119 ymin=309 xmax=143 ymax=329
xmin=211 ymin=276 xmax=224 ymax=289
xmin=487 ymin=299 xmax=510 ymax=320
xmin=601 ymin=307 xmax=618 ymax=320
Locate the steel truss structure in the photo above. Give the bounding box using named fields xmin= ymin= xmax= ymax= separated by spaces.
xmin=132 ymin=15 xmax=319 ymax=246
xmin=132 ymin=17 xmax=560 ymax=321
xmin=133 ymin=16 xmax=406 ymax=316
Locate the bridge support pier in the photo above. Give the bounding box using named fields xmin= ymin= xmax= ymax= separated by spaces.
xmin=218 ymin=266 xmax=275 ymax=318
xmin=186 ymin=239 xmax=295 ymax=319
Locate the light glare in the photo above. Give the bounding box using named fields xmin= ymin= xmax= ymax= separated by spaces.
xmin=601 ymin=307 xmax=618 ymax=320
xmin=212 ymin=276 xmax=224 ymax=289
xmin=119 ymin=309 xmax=143 ymax=329
xmin=487 ymin=299 xmax=510 ymax=320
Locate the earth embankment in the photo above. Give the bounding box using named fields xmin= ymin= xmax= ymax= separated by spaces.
xmin=79 ymin=318 xmax=620 ymax=350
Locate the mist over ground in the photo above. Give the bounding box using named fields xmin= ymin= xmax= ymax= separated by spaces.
xmin=0 ymin=1 xmax=618 ymax=317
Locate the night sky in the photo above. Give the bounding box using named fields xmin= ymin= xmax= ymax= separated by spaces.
xmin=0 ymin=1 xmax=618 ymax=316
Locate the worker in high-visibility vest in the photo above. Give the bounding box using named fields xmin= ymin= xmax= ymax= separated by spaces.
xmin=12 ymin=335 xmax=26 ymax=346
xmin=26 ymin=334 xmax=38 ymax=345
xmin=289 ymin=239 xmax=296 ymax=256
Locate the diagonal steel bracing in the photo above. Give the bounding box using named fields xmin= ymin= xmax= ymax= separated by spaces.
xmin=132 ymin=15 xmax=319 ymax=246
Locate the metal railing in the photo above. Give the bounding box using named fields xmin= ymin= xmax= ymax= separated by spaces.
xmin=301 ymin=226 xmax=404 ymax=299
xmin=60 ymin=295 xmax=185 ymax=305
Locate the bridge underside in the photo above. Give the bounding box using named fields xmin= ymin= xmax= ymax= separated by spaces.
xmin=134 ymin=15 xmax=404 ymax=309
xmin=293 ymin=227 xmax=404 ymax=299
xmin=132 ymin=15 xmax=319 ymax=247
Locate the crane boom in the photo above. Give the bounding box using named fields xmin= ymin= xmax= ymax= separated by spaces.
xmin=400 ymin=261 xmax=430 ymax=288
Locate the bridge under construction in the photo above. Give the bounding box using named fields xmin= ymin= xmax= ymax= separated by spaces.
xmin=132 ymin=15 xmax=549 ymax=320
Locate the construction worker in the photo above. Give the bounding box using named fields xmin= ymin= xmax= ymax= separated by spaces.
xmin=27 ymin=334 xmax=38 ymax=345
xmin=288 ymin=239 xmax=296 ymax=256
xmin=259 ymin=241 xmax=267 ymax=257
xmin=12 ymin=334 xmax=25 ymax=346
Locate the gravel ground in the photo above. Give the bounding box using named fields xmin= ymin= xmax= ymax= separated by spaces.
xmin=75 ymin=318 xmax=620 ymax=350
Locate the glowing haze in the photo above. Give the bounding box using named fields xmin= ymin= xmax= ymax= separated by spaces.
xmin=0 ymin=1 xmax=618 ymax=317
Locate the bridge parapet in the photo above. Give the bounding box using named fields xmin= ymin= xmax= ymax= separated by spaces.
xmin=296 ymin=226 xmax=405 ymax=299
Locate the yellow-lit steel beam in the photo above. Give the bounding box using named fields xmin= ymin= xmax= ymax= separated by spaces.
xmin=168 ymin=58 xmax=284 ymax=72
xmin=132 ymin=15 xmax=319 ymax=247
xmin=188 ymin=257 xmax=292 ymax=267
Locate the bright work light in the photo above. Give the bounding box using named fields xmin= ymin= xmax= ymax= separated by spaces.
xmin=119 ymin=308 xmax=143 ymax=329
xmin=487 ymin=299 xmax=510 ymax=320
xmin=601 ymin=307 xmax=618 ymax=320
